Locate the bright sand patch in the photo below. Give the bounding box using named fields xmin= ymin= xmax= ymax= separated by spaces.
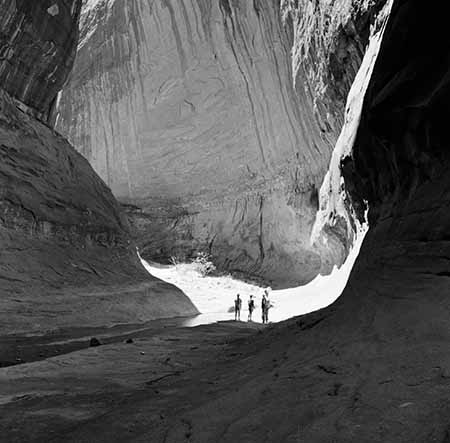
xmin=141 ymin=226 xmax=366 ymax=325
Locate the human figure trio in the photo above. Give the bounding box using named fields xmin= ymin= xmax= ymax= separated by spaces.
xmin=234 ymin=289 xmax=271 ymax=323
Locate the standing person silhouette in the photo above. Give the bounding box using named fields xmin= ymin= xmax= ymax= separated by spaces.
xmin=264 ymin=289 xmax=271 ymax=323
xmin=248 ymin=295 xmax=255 ymax=321
xmin=261 ymin=293 xmax=267 ymax=324
xmin=234 ymin=294 xmax=242 ymax=321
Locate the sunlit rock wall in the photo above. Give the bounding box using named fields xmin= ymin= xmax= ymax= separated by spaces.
xmin=282 ymin=0 xmax=386 ymax=134
xmin=55 ymin=0 xmax=385 ymax=288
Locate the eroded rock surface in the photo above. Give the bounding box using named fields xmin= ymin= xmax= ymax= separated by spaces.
xmin=5 ymin=1 xmax=449 ymax=440
xmin=0 ymin=0 xmax=82 ymax=120
xmin=55 ymin=0 xmax=385 ymax=288
xmin=0 ymin=0 xmax=197 ymax=334
xmin=282 ymin=0 xmax=386 ymax=134
xmin=1 ymin=0 xmax=449 ymax=440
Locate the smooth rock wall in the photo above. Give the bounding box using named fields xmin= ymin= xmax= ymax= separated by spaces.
xmin=56 ymin=0 xmax=385 ymax=287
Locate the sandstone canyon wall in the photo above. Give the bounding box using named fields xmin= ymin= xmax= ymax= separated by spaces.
xmin=55 ymin=0 xmax=386 ymax=288
xmin=3 ymin=1 xmax=450 ymax=440
xmin=0 ymin=0 xmax=197 ymax=334
xmin=95 ymin=2 xmax=450 ymax=440
xmin=272 ymin=1 xmax=450 ymax=439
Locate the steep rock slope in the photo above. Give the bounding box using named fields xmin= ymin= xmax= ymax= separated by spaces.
xmin=55 ymin=0 xmax=385 ymax=288
xmin=0 ymin=0 xmax=197 ymax=334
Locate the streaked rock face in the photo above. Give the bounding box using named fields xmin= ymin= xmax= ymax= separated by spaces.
xmin=0 ymin=0 xmax=197 ymax=333
xmin=55 ymin=0 xmax=385 ymax=287
xmin=282 ymin=0 xmax=386 ymax=133
xmin=0 ymin=0 xmax=82 ymax=119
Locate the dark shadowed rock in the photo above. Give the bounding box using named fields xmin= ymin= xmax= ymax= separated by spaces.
xmin=0 ymin=0 xmax=83 ymax=120
xmin=89 ymin=337 xmax=101 ymax=347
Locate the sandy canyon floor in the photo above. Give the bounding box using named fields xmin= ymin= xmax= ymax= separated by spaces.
xmin=142 ymin=228 xmax=365 ymax=327
xmin=2 ymin=231 xmax=447 ymax=442
xmin=1 ymin=309 xmax=448 ymax=442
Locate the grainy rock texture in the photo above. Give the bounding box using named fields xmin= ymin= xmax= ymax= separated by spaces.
xmin=55 ymin=0 xmax=385 ymax=288
xmin=0 ymin=0 xmax=197 ymax=334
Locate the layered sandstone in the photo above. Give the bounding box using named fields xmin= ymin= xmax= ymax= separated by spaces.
xmin=0 ymin=0 xmax=197 ymax=334
xmin=55 ymin=0 xmax=385 ymax=288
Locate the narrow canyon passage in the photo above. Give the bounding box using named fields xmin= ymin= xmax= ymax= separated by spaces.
xmin=2 ymin=0 xmax=450 ymax=441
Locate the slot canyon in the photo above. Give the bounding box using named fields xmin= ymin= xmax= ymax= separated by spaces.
xmin=1 ymin=0 xmax=449 ymax=441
